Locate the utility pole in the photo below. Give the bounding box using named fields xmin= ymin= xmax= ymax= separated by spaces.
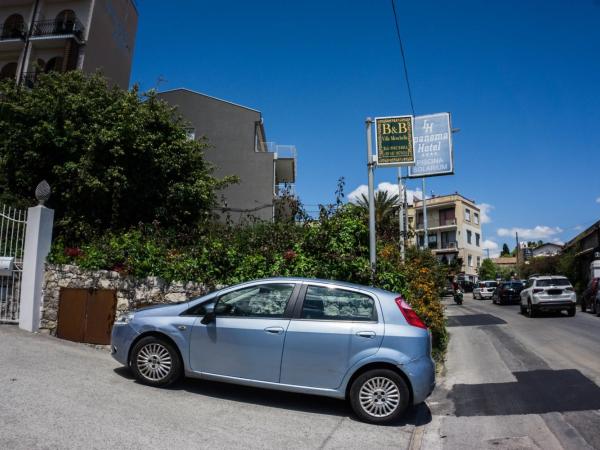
xmin=515 ymin=232 xmax=520 ymax=265
xmin=398 ymin=167 xmax=405 ymax=260
xmin=365 ymin=118 xmax=376 ymax=280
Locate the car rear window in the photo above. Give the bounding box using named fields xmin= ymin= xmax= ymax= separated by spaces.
xmin=536 ymin=278 xmax=571 ymax=287
xmin=301 ymin=286 xmax=376 ymax=321
xmin=505 ymin=282 xmax=523 ymax=289
xmin=485 ymin=282 xmax=498 ymax=288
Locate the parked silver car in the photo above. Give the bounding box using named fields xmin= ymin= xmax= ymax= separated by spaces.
xmin=111 ymin=278 xmax=435 ymax=424
xmin=520 ymin=275 xmax=576 ymax=317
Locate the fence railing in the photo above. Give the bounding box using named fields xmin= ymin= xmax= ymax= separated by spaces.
xmin=32 ymin=19 xmax=85 ymax=41
xmin=0 ymin=205 xmax=27 ymax=323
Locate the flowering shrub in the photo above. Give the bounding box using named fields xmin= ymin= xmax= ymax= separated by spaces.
xmin=49 ymin=204 xmax=448 ymax=353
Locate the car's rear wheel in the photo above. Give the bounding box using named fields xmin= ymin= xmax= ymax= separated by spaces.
xmin=130 ymin=336 xmax=182 ymax=387
xmin=567 ymin=307 xmax=576 ymax=317
xmin=581 ymin=300 xmax=586 ymax=312
xmin=520 ymin=303 xmax=526 ymax=315
xmin=349 ymin=369 xmax=410 ymax=424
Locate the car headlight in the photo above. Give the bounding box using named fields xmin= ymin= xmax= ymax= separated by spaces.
xmin=115 ymin=312 xmax=135 ymax=324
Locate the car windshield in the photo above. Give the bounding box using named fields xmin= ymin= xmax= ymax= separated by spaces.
xmin=503 ymin=282 xmax=523 ymax=289
xmin=485 ymin=282 xmax=497 ymax=288
xmin=536 ymin=278 xmax=571 ymax=287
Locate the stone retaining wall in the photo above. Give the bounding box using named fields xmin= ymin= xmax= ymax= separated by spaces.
xmin=41 ymin=264 xmax=210 ymax=333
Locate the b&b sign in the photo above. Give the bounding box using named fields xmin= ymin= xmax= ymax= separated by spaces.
xmin=374 ymin=116 xmax=415 ymax=167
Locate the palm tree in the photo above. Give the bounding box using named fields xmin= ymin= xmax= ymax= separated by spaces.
xmin=355 ymin=190 xmax=400 ymax=235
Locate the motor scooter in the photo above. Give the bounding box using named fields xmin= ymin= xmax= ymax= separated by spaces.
xmin=454 ymin=289 xmax=463 ymax=305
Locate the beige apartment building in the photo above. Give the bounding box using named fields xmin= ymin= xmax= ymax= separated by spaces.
xmin=0 ymin=0 xmax=138 ymax=89
xmin=407 ymin=193 xmax=485 ymax=281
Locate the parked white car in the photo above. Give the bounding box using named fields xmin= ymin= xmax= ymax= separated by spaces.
xmin=473 ymin=281 xmax=498 ymax=300
xmin=519 ymin=275 xmax=576 ymax=317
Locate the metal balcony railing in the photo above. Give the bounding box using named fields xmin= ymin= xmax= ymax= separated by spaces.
xmin=0 ymin=23 xmax=26 ymax=40
xmin=31 ymin=19 xmax=85 ymax=41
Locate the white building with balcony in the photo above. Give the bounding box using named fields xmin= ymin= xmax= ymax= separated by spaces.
xmin=408 ymin=193 xmax=485 ymax=281
xmin=0 ymin=0 xmax=137 ymax=89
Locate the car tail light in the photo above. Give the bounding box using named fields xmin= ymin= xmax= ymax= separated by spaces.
xmin=533 ymin=288 xmax=543 ymax=293
xmin=395 ymin=297 xmax=427 ymax=329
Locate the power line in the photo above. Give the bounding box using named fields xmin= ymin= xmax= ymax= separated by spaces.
xmin=390 ymin=0 xmax=416 ymax=116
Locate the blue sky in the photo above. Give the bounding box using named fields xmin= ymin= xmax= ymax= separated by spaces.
xmin=131 ymin=0 xmax=600 ymax=256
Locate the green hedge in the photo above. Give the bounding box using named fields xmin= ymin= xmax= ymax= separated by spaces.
xmin=49 ymin=204 xmax=448 ymax=352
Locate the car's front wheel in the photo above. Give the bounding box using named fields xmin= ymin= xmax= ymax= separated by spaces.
xmin=527 ymin=300 xmax=536 ymax=318
xmin=349 ymin=369 xmax=410 ymax=424
xmin=130 ymin=336 xmax=182 ymax=387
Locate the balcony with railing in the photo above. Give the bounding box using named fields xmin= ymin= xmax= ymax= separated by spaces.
xmin=31 ymin=18 xmax=85 ymax=42
xmin=261 ymin=142 xmax=297 ymax=190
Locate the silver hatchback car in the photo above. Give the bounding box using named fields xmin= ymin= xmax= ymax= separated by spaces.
xmin=111 ymin=278 xmax=435 ymax=424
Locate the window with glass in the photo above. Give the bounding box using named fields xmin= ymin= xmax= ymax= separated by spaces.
xmin=467 ymin=230 xmax=472 ymax=244
xmin=477 ymin=256 xmax=481 ymax=267
xmin=215 ymin=284 xmax=295 ymax=318
xmin=464 ymin=208 xmax=471 ymax=222
xmin=441 ymin=230 xmax=456 ymax=248
xmin=428 ymin=234 xmax=438 ymax=249
xmin=468 ymin=254 xmax=473 ymax=267
xmin=439 ymin=208 xmax=456 ymax=226
xmin=301 ymin=286 xmax=376 ymax=321
xmin=475 ymin=233 xmax=480 ymax=247
xmin=474 ymin=212 xmax=480 ymax=225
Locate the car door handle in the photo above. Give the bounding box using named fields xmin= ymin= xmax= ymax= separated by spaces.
xmin=264 ymin=327 xmax=284 ymax=334
xmin=356 ymin=331 xmax=376 ymax=338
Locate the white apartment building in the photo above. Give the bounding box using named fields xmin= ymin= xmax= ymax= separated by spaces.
xmin=0 ymin=0 xmax=137 ymax=89
xmin=408 ymin=193 xmax=485 ymax=281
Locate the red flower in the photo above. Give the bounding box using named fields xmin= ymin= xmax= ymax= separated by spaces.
xmin=283 ymin=250 xmax=297 ymax=261
xmin=64 ymin=247 xmax=82 ymax=258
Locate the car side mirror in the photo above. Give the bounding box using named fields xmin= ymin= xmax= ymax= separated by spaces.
xmin=201 ymin=303 xmax=216 ymax=325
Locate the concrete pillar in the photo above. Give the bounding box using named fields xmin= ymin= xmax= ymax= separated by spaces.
xmin=19 ymin=205 xmax=54 ymax=332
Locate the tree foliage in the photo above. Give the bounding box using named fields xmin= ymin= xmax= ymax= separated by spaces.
xmin=0 ymin=71 xmax=231 ymax=239
xmin=478 ymin=258 xmax=497 ymax=280
xmin=500 ymin=243 xmax=511 ymax=256
xmin=49 ymin=202 xmax=449 ymax=353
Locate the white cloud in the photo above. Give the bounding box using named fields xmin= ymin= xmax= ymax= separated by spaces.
xmin=477 ymin=203 xmax=493 ymax=224
xmin=348 ymin=182 xmax=424 ymax=205
xmin=551 ymin=238 xmax=565 ymax=245
xmin=596 ymin=197 xmax=600 ymax=204
xmin=481 ymin=239 xmax=500 ymax=258
xmin=497 ymin=225 xmax=563 ymax=240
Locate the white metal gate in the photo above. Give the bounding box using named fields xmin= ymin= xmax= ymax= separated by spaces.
xmin=0 ymin=205 xmax=27 ymax=323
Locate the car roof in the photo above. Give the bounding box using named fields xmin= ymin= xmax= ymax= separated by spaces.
xmin=229 ymin=277 xmax=396 ymax=297
xmin=531 ymin=275 xmax=568 ymax=280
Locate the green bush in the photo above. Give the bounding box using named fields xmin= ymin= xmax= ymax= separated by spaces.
xmin=48 ymin=204 xmax=448 ymax=353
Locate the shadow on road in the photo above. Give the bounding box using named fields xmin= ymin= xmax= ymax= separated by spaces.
xmin=447 ymin=314 xmax=507 ymax=327
xmin=113 ymin=367 xmax=432 ymax=426
xmin=449 ymin=369 xmax=600 ymax=416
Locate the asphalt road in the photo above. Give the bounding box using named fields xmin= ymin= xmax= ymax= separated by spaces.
xmin=1 ymin=294 xmax=599 ymax=449
xmin=0 ymin=324 xmax=423 ymax=450
xmin=423 ymin=293 xmax=600 ymax=449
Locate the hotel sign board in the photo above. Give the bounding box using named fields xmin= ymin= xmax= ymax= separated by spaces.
xmin=374 ymin=115 xmax=415 ymax=166
xmin=408 ymin=112 xmax=454 ymax=178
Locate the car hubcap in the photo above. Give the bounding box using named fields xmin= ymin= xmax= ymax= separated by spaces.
xmin=137 ymin=343 xmax=172 ymax=381
xmin=359 ymin=377 xmax=400 ymax=418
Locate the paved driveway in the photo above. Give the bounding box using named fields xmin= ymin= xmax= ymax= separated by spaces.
xmin=0 ymin=325 xmax=425 ymax=450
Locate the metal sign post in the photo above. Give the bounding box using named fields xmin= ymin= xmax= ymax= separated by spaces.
xmin=398 ymin=167 xmax=405 ymax=260
xmin=422 ymin=177 xmax=428 ymax=249
xmin=365 ymin=118 xmax=376 ymax=278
